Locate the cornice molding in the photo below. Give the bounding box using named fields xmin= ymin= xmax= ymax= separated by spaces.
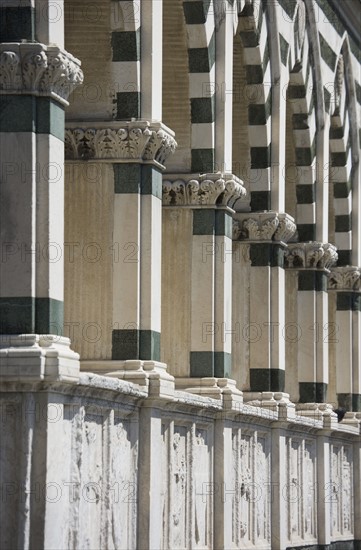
xmin=65 ymin=121 xmax=177 ymax=168
xmin=233 ymin=212 xmax=296 ymax=242
xmin=162 ymin=173 xmax=246 ymax=207
xmin=0 ymin=43 xmax=83 ymax=106
xmin=328 ymin=266 xmax=361 ymax=291
xmin=285 ymin=242 xmax=338 ymax=271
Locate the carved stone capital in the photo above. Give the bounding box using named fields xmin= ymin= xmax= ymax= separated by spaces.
xmin=285 ymin=242 xmax=338 ymax=271
xmin=65 ymin=121 xmax=177 ymax=168
xmin=233 ymin=212 xmax=296 ymax=242
xmin=162 ymin=173 xmax=246 ymax=207
xmin=0 ymin=43 xmax=83 ymax=105
xmin=328 ymin=266 xmax=361 ymax=291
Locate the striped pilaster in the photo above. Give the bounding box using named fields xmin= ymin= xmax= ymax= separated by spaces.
xmin=190 ymin=208 xmax=216 ymax=377
xmin=0 ymin=0 xmax=35 ymax=43
xmin=239 ymin=0 xmax=272 ymax=211
xmin=273 ymin=0 xmax=301 ymax=214
xmin=329 ymin=267 xmax=361 ymax=412
xmin=111 ymin=1 xmax=141 ymax=120
xmin=112 ymin=164 xmax=162 ymax=361
xmin=288 ymin=34 xmax=318 ymax=242
xmin=190 ymin=208 xmax=234 ymax=378
xmin=0 ymin=0 xmax=64 ymax=47
xmin=285 ymin=243 xmax=338 ymax=404
xmin=214 ymin=1 xmax=238 ymax=174
xmin=0 ymin=44 xmax=82 ymax=335
xmin=183 ymin=1 xmax=216 ymax=172
xmin=330 ymin=55 xmax=353 ymax=266
xmin=234 ymin=212 xmax=296 ymax=392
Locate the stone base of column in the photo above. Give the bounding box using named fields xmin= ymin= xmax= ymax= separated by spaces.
xmin=341 ymin=412 xmax=361 ymax=429
xmin=243 ymin=391 xmax=296 ymax=420
xmin=175 ymin=377 xmax=243 ymax=406
xmin=81 ymin=359 xmax=175 ymax=399
xmin=0 ymin=334 xmax=80 ymax=382
xmin=296 ymin=403 xmax=338 ymax=427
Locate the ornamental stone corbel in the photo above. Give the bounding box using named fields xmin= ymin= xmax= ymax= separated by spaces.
xmin=0 ymin=43 xmax=83 ymax=105
xmin=328 ymin=266 xmax=361 ymax=291
xmin=284 ymin=242 xmax=338 ymax=271
xmin=65 ymin=121 xmax=177 ymax=169
xmin=232 ymin=212 xmax=296 ymax=243
xmin=162 ymin=173 xmax=246 ymax=207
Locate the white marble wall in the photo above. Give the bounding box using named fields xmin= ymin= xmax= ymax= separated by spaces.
xmin=0 ymin=375 xmax=359 ymax=550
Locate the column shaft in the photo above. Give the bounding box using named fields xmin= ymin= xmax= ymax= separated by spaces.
xmin=112 ymin=164 xmax=162 ymax=361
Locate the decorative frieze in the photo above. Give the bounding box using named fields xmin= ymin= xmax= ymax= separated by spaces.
xmin=162 ymin=173 xmax=246 ymax=207
xmin=0 ymin=43 xmax=83 ymax=105
xmin=65 ymin=121 xmax=177 ymax=168
xmin=285 ymin=242 xmax=338 ymax=270
xmin=328 ymin=266 xmax=361 ymax=291
xmin=233 ymin=212 xmax=296 ymax=242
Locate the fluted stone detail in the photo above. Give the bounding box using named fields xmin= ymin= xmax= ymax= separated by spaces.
xmin=162 ymin=173 xmax=246 ymax=207
xmin=233 ymin=212 xmax=296 ymax=242
xmin=0 ymin=43 xmax=83 ymax=105
xmin=65 ymin=121 xmax=177 ymax=168
xmin=285 ymin=242 xmax=338 ymax=270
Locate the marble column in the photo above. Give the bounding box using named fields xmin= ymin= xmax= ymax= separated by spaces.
xmin=65 ymin=122 xmax=176 ymax=393
xmin=329 ymin=267 xmax=361 ymax=412
xmin=233 ymin=212 xmax=296 ymax=394
xmin=0 ymin=7 xmax=83 ymax=380
xmin=285 ymin=242 xmax=338 ymax=404
xmin=162 ymin=173 xmax=246 ymax=397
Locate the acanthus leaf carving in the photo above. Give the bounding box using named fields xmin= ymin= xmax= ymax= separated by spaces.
xmin=0 ymin=50 xmax=21 ymax=90
xmin=0 ymin=43 xmax=83 ymax=105
xmin=162 ymin=173 xmax=246 ymax=207
xmin=233 ymin=212 xmax=296 ymax=242
xmin=328 ymin=266 xmax=361 ymax=290
xmin=65 ymin=122 xmax=177 ymax=167
xmin=285 ymin=242 xmax=338 ymax=270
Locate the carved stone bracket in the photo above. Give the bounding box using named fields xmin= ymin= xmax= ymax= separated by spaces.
xmin=65 ymin=121 xmax=177 ymax=168
xmin=328 ymin=266 xmax=361 ymax=291
xmin=0 ymin=43 xmax=83 ymax=105
xmin=162 ymin=173 xmax=246 ymax=207
xmin=233 ymin=212 xmax=296 ymax=242
xmin=284 ymin=242 xmax=338 ymax=271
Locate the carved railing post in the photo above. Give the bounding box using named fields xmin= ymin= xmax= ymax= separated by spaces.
xmin=284 ymin=242 xmax=338 ymax=405
xmin=328 ymin=266 xmax=361 ymax=411
xmin=233 ymin=212 xmax=296 ymax=395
